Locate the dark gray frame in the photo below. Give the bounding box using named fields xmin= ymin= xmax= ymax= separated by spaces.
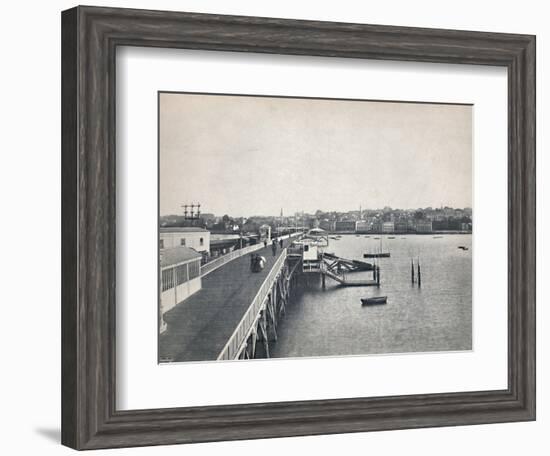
xmin=61 ymin=5 xmax=536 ymax=450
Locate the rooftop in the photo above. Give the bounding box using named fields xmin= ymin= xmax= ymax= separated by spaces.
xmin=160 ymin=227 xmax=209 ymax=233
xmin=160 ymin=246 xmax=202 ymax=267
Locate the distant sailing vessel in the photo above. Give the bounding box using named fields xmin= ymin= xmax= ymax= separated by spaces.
xmin=361 ymin=296 xmax=387 ymax=306
xmin=364 ymin=236 xmax=391 ymax=258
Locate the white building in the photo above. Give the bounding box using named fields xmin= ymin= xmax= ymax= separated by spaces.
xmin=159 ymin=227 xmax=210 ymax=254
xmin=159 ymin=246 xmax=202 ymax=333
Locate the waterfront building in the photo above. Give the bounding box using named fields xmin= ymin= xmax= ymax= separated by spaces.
xmin=334 ymin=220 xmax=357 ymax=232
xmin=394 ymin=221 xmax=408 ymax=233
xmin=159 ymin=246 xmax=202 ymax=333
xmin=415 ymin=220 xmax=433 ymax=233
xmin=355 ymin=220 xmax=370 ymax=233
xmin=319 ymin=219 xmax=336 ymax=232
xmin=159 ymin=227 xmax=210 ymax=254
xmin=382 ymin=221 xmax=395 ymax=233
xmin=371 ymin=221 xmax=382 ymax=232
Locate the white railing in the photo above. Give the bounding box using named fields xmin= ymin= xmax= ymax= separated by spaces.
xmin=201 ymin=243 xmax=264 ymax=277
xmin=217 ymin=249 xmax=287 ymax=360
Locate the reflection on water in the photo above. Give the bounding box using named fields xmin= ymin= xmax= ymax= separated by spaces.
xmin=271 ymin=234 xmax=472 ymax=358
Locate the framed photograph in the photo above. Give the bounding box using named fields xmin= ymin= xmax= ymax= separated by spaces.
xmin=61 ymin=6 xmax=536 ymax=450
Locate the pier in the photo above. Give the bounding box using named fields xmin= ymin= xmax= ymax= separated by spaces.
xmin=320 ymin=264 xmax=379 ymax=287
xmin=160 ymin=237 xmax=299 ymax=362
xmin=159 ymin=230 xmax=386 ymax=362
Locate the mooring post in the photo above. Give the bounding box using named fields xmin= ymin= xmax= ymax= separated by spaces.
xmin=417 ymin=260 xmax=422 ymax=288
xmin=376 ymin=265 xmax=380 ymax=287
xmin=411 ymin=259 xmax=415 ymax=284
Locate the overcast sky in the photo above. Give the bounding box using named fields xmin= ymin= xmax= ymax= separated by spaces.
xmin=159 ymin=92 xmax=472 ymax=217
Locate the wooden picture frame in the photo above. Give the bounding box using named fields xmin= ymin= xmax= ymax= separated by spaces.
xmin=61 ymin=5 xmax=536 ymax=450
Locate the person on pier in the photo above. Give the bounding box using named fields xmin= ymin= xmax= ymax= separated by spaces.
xmin=272 ymin=239 xmax=277 ymax=256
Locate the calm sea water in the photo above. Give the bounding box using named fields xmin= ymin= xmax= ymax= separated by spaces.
xmin=271 ymin=234 xmax=472 ymax=358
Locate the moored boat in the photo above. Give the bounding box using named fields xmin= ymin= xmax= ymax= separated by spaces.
xmin=364 ymin=252 xmax=390 ymax=258
xmin=361 ymin=296 xmax=387 ymax=305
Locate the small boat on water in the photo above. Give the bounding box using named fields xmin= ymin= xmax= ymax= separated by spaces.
xmin=364 ymin=235 xmax=370 ymax=238
xmin=361 ymin=296 xmax=387 ymax=306
xmin=387 ymin=236 xmax=395 ymax=239
xmin=433 ymin=236 xmax=443 ymax=239
xmin=364 ymin=235 xmax=390 ymax=258
xmin=364 ymin=252 xmax=390 ymax=258
xmin=458 ymin=245 xmax=469 ymax=251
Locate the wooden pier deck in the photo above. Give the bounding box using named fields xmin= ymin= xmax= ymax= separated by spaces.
xmin=160 ymin=239 xmax=292 ymax=362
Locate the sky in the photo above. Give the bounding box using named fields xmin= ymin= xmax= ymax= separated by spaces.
xmin=159 ymin=92 xmax=472 ymax=217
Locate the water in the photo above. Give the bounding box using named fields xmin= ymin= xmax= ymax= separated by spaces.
xmin=271 ymin=234 xmax=472 ymax=358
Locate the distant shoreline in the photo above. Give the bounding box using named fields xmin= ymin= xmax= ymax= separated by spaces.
xmin=329 ymin=231 xmax=472 ymax=235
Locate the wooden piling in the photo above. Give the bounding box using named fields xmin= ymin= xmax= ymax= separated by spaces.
xmin=411 ymin=259 xmax=415 ymax=284
xmin=417 ymin=260 xmax=421 ymax=288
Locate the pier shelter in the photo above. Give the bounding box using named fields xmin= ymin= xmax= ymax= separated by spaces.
xmin=159 ymin=227 xmax=210 ymax=254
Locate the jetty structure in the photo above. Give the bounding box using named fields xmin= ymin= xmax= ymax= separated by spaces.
xmin=287 ymin=228 xmax=379 ymax=288
xmin=159 ymin=228 xmax=382 ymax=362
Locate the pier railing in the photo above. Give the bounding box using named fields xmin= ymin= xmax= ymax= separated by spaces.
xmin=201 ymin=243 xmax=264 ymax=277
xmin=217 ymin=249 xmax=287 ymax=360
xmin=201 ymin=232 xmax=301 ymax=277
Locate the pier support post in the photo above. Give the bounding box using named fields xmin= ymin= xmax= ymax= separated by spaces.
xmin=376 ymin=265 xmax=380 ymax=287
xmin=321 ymin=273 xmax=326 ymax=290
xmin=278 ymin=275 xmax=288 ymax=318
xmin=266 ymin=293 xmax=278 ymax=342
xmin=411 ymin=260 xmax=415 ymax=284
xmin=257 ymin=311 xmax=270 ymax=358
xmin=249 ymin=327 xmax=257 ymax=359
xmin=417 ymin=261 xmax=421 ymax=288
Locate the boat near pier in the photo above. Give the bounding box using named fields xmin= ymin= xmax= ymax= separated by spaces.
xmin=361 ymin=296 xmax=387 ymax=306
xmin=364 ymin=252 xmax=391 ymax=258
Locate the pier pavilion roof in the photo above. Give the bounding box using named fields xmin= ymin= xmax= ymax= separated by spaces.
xmin=160 ymin=227 xmax=209 ymax=233
xmin=160 ymin=245 xmax=202 ymax=268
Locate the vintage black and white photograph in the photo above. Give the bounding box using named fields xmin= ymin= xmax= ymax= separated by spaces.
xmin=158 ymin=92 xmax=473 ymax=363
